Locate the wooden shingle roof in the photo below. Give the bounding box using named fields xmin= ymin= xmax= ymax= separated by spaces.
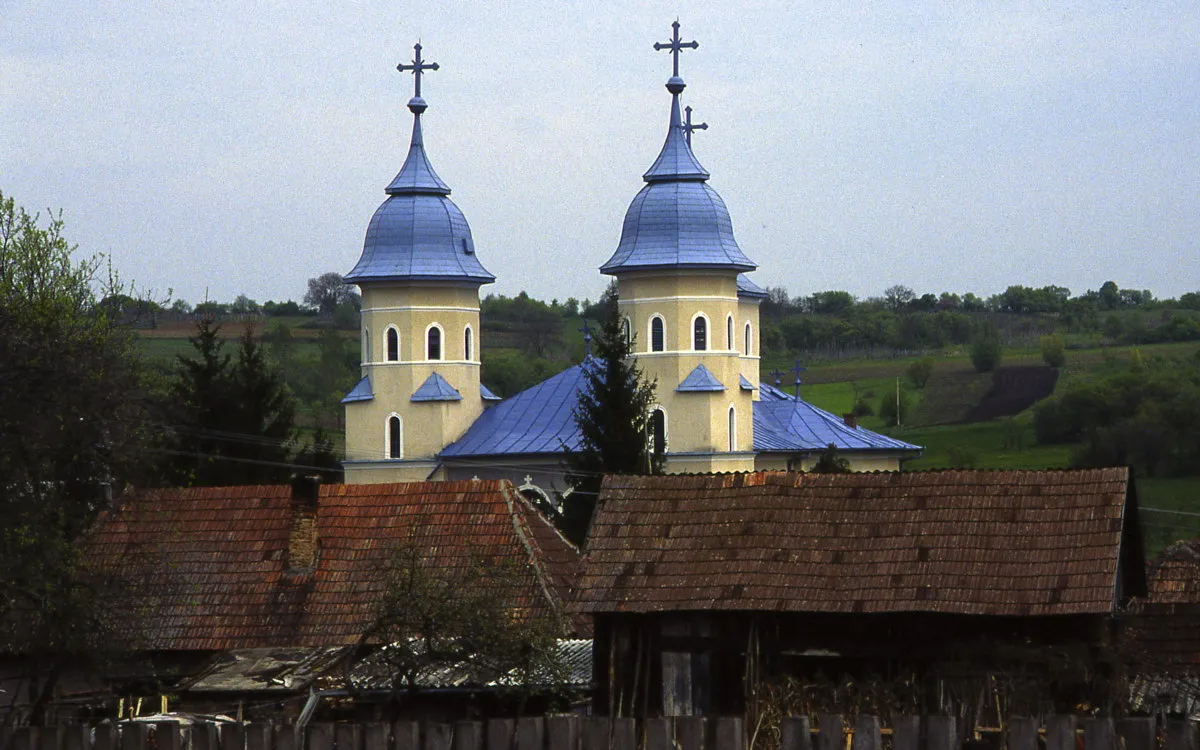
xmin=85 ymin=480 xmax=579 ymax=651
xmin=573 ymin=469 xmax=1135 ymax=617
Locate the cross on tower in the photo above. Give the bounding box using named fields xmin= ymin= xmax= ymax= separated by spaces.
xmin=653 ymin=20 xmax=699 ymax=78
xmin=791 ymin=359 xmax=808 ymax=399
xmin=578 ymin=320 xmax=594 ymax=357
xmin=397 ymin=42 xmax=439 ymax=99
xmin=683 ymin=105 xmax=708 ymax=146
xmin=771 ymin=368 xmax=784 ymax=388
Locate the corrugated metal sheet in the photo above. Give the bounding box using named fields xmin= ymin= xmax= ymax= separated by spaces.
xmin=572 ymin=469 xmax=1132 ymax=617
xmin=84 ymin=480 xmax=579 ymax=651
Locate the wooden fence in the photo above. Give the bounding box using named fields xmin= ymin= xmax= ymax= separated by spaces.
xmin=1 ymin=715 xmax=1198 ymax=750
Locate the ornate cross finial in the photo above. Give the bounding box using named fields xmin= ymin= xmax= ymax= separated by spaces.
xmin=397 ymin=42 xmax=439 ymax=100
xmin=791 ymin=359 xmax=808 ymax=398
xmin=771 ymin=368 xmax=784 ymax=388
xmin=654 ymin=20 xmax=698 ymax=79
xmin=578 ymin=321 xmax=594 ymax=357
xmin=683 ymin=105 xmax=708 ymax=146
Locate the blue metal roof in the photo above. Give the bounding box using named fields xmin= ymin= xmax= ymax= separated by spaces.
xmin=411 ymin=372 xmax=463 ymax=402
xmin=440 ymin=364 xmax=588 ymax=457
xmin=600 ymin=76 xmax=755 ymax=275
xmin=754 ymin=383 xmax=922 ymax=453
xmin=737 ymin=274 xmax=768 ymax=300
xmin=341 ymin=376 xmax=374 ymax=404
xmin=481 ymin=383 xmax=502 ymax=401
xmin=739 ymin=374 xmax=756 ymax=391
xmin=345 ymin=90 xmax=494 ymax=286
xmin=676 ymin=364 xmax=726 ymax=392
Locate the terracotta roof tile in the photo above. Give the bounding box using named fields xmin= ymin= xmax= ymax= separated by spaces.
xmin=572 ymin=469 xmax=1132 ymax=617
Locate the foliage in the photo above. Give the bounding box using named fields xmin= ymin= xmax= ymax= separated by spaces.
xmin=1040 ymin=333 xmax=1066 ymax=368
xmin=906 ymin=356 xmax=935 ymax=389
xmin=294 ymin=427 xmax=343 ymax=483
xmin=809 ymin=444 xmax=851 ymax=473
xmin=304 ymin=272 xmax=360 ymax=317
xmin=357 ymin=526 xmax=566 ymax=693
xmin=969 ymin=326 xmax=1003 ymax=372
xmin=0 ymin=191 xmax=159 ymax=722
xmin=946 ymin=444 xmax=978 ymax=469
xmin=563 ymin=296 xmax=661 ymax=546
xmin=877 ymin=383 xmax=911 ymax=427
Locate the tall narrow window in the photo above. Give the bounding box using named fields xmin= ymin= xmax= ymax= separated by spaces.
xmin=388 ymin=415 xmax=402 ymax=459
xmin=728 ymin=406 xmax=737 ymax=452
xmin=744 ymin=323 xmax=752 ymax=355
xmin=386 ymin=327 xmax=399 ymax=361
xmin=650 ymin=409 xmax=666 ymax=458
xmin=693 ymin=316 xmax=707 ymax=351
xmin=651 ymin=317 xmax=665 ymax=352
xmin=427 ymin=326 xmax=442 ymax=360
xmin=726 ymin=315 xmax=734 ymax=350
xmin=464 ymin=326 xmax=473 ymax=361
xmin=363 ymin=328 xmax=371 ymax=362
xmin=622 ymin=318 xmax=632 ymax=346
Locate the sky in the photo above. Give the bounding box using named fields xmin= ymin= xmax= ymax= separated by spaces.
xmin=4 ymin=1 xmax=1199 ymax=306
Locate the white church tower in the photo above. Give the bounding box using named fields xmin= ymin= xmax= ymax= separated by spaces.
xmin=341 ymin=44 xmax=495 ymax=484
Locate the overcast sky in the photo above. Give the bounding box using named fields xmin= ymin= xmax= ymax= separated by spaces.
xmin=4 ymin=1 xmax=1198 ymax=306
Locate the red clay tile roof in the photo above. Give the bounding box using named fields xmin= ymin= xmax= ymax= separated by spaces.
xmin=84 ymin=480 xmax=580 ymax=651
xmin=1125 ymin=540 xmax=1200 ymax=671
xmin=572 ymin=469 xmax=1132 ymax=617
xmin=1146 ymin=540 xmax=1200 ymax=605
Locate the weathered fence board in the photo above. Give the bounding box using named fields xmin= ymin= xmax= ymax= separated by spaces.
xmin=780 ymin=716 xmax=812 ymax=750
xmin=1119 ymin=718 xmax=1157 ymax=750
xmin=1166 ymin=719 xmax=1199 ymax=750
xmin=892 ymin=716 xmax=920 ymax=750
xmin=1007 ymin=717 xmax=1038 ymax=750
xmin=392 ymin=722 xmax=420 ymax=750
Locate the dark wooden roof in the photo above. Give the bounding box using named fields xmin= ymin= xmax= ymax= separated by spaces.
xmin=573 ymin=469 xmax=1134 ymax=617
xmin=1126 ymin=540 xmax=1200 ymax=671
xmin=85 ymin=480 xmax=580 ymax=651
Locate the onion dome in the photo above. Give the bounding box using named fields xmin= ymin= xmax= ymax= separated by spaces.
xmin=601 ymin=27 xmax=755 ymax=276
xmin=346 ymin=45 xmax=494 ymax=286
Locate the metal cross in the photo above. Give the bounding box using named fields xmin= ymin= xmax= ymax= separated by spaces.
xmin=683 ymin=105 xmax=708 ymax=146
xmin=791 ymin=359 xmax=808 ymax=398
xmin=578 ymin=321 xmax=594 ymax=357
xmin=653 ymin=20 xmax=698 ymax=78
xmin=771 ymin=368 xmax=784 ymax=388
xmin=397 ymin=42 xmax=439 ymax=99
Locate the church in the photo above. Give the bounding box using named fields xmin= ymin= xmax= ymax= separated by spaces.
xmin=340 ymin=26 xmax=920 ymax=496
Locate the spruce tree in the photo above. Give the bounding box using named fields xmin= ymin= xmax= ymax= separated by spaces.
xmin=562 ymin=296 xmax=660 ymax=545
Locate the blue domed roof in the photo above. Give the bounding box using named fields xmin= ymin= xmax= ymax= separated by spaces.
xmin=601 ymin=76 xmax=755 ymax=275
xmin=346 ymin=95 xmax=494 ymax=286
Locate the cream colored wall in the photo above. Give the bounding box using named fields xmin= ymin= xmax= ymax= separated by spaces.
xmin=738 ymin=298 xmax=761 ymax=391
xmin=753 ymin=452 xmax=904 ymax=472
xmin=345 ymin=282 xmax=485 ymax=484
xmin=343 ymin=460 xmax=442 ymax=484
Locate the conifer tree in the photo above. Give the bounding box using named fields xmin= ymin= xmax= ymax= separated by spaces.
xmin=562 ymin=296 xmax=660 ymax=545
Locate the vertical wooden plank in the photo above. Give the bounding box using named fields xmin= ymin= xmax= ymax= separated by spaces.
xmin=425 ymin=725 xmax=453 ymax=750
xmin=515 ymin=719 xmax=543 ymax=750
xmin=892 ymin=717 xmax=920 ymax=750
xmin=271 ymin=726 xmax=296 ymax=750
xmin=391 ymin=722 xmax=419 ymax=750
xmin=546 ymin=717 xmax=580 ymax=750
xmin=581 ymin=719 xmax=610 ymax=750
xmin=851 ymin=717 xmax=880 ymax=750
xmin=1084 ymin=719 xmax=1116 ymax=750
xmin=453 ymin=722 xmax=481 ymax=750
xmin=220 ymin=724 xmax=244 ymax=750
xmin=192 ymin=724 xmax=218 ymax=750
xmin=714 ymin=718 xmax=744 ymax=750
xmin=644 ymin=718 xmax=672 ymax=750
xmin=676 ymin=717 xmax=706 ymax=750
xmin=1045 ymin=716 xmax=1077 ymax=750
xmin=1117 ymin=718 xmax=1157 ymax=750
xmin=38 ymin=726 xmax=60 ymax=750
xmin=1006 ymin=718 xmax=1038 ymax=750
xmin=924 ymin=716 xmax=956 ymax=750
xmin=781 ymin=717 xmax=812 ymax=750
xmin=1165 ymin=719 xmax=1199 ymax=750
xmin=817 ymin=715 xmax=844 ymax=750
xmin=306 ymin=724 xmax=333 ymax=750
xmin=335 ymin=726 xmax=361 ymax=750
xmin=362 ymin=724 xmax=389 ymax=750
xmin=157 ymin=725 xmax=182 ymax=750
xmin=485 ymin=720 xmax=515 ymax=750
xmin=13 ymin=727 xmax=36 ymax=750
xmin=245 ymin=725 xmax=270 ymax=750
xmin=62 ymin=726 xmax=89 ymax=750
xmin=611 ymin=719 xmax=636 ymax=750
xmin=121 ymin=724 xmax=147 ymax=750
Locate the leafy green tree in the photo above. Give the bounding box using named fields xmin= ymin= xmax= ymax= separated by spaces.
xmin=878 ymin=384 xmax=911 ymax=427
xmin=305 ymin=271 xmax=359 ymax=316
xmin=0 ymin=191 xmax=158 ymax=721
xmin=810 ymin=444 xmax=851 ymax=473
xmin=1040 ymin=333 xmax=1066 ymax=368
xmin=563 ymin=297 xmax=661 ymax=546
xmin=969 ymin=326 xmax=1003 ymax=372
xmin=907 ymin=356 xmax=935 ymax=388
xmin=226 ymin=326 xmax=297 ymax=483
xmin=295 ymin=426 xmax=343 ymax=483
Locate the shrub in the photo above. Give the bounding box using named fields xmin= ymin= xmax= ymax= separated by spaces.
xmin=906 ymin=356 xmax=935 ymax=388
xmin=1040 ymin=333 xmax=1066 ymax=368
xmin=878 ymin=385 xmax=911 ymax=427
xmin=969 ymin=328 xmax=1003 ymax=372
xmin=947 ymin=445 xmax=977 ymax=469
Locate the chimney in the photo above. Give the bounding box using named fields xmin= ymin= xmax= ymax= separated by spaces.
xmin=842 ymin=413 xmax=858 ymax=429
xmin=287 ymin=475 xmax=321 ymax=571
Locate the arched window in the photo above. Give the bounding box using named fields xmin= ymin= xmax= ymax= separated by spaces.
xmin=427 ymin=325 xmax=442 ymax=360
xmin=464 ymin=325 xmax=473 ymax=361
xmin=728 ymin=406 xmax=737 ymax=452
xmin=387 ymin=415 xmax=402 ymax=459
xmin=649 ymin=408 xmax=667 ymax=458
xmin=693 ymin=315 xmax=708 ymax=351
xmin=386 ymin=327 xmax=399 ymax=361
xmin=726 ymin=315 xmax=734 ymax=350
xmin=622 ymin=318 xmax=632 ymax=346
xmin=363 ymin=328 xmax=371 ymax=362
xmin=744 ymin=322 xmax=753 ymax=356
xmin=650 ymin=316 xmax=665 ymax=352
